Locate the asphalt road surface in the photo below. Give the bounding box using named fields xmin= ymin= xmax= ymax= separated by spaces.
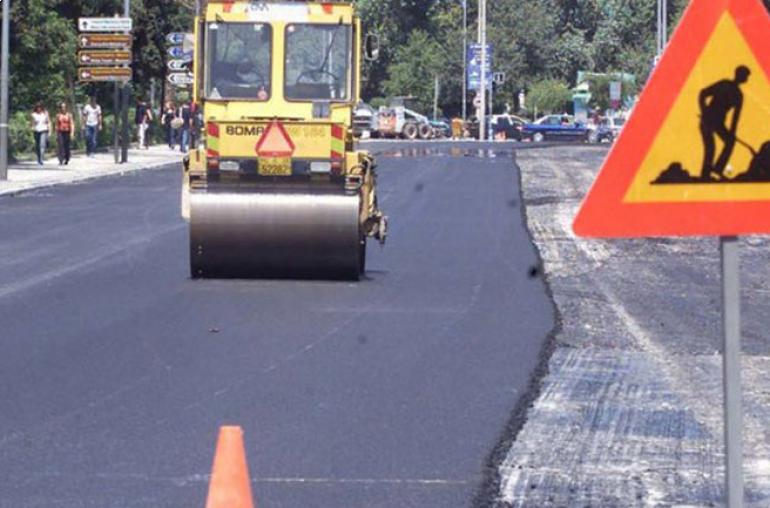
xmin=0 ymin=142 xmax=554 ymax=508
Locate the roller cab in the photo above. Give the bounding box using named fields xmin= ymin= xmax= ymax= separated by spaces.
xmin=185 ymin=1 xmax=386 ymax=279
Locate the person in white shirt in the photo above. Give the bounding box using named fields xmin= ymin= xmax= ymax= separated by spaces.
xmin=135 ymin=99 xmax=153 ymax=149
xmin=30 ymin=103 xmax=51 ymax=166
xmin=82 ymin=97 xmax=102 ymax=157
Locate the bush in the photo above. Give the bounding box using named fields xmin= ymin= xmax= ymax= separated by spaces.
xmin=9 ymin=111 xmax=34 ymax=159
xmin=527 ymin=79 xmax=573 ymax=116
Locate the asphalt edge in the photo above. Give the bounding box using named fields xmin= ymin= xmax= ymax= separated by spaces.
xmin=471 ymin=149 xmax=564 ymax=508
xmin=0 ymin=157 xmax=180 ymax=199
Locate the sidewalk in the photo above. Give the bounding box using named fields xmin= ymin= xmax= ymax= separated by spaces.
xmin=0 ymin=145 xmax=183 ymax=197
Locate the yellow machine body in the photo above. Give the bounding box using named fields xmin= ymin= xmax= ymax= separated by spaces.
xmin=184 ymin=1 xmax=386 ymax=279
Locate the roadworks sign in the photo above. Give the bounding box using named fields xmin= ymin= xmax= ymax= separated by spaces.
xmin=573 ymin=0 xmax=770 ymax=238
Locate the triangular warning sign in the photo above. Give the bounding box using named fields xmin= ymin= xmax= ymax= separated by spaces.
xmin=255 ymin=120 xmax=295 ymax=157
xmin=574 ymin=0 xmax=770 ymax=238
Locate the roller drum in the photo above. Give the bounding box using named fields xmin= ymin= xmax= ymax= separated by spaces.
xmin=190 ymin=190 xmax=362 ymax=279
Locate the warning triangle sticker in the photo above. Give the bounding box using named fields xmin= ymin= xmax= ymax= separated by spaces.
xmin=573 ymin=0 xmax=770 ymax=238
xmin=255 ymin=120 xmax=295 ymax=157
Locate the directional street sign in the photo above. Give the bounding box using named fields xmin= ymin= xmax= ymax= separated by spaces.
xmin=167 ymin=72 xmax=194 ymax=86
xmin=166 ymin=32 xmax=187 ymax=45
xmin=167 ymin=33 xmax=194 ymax=51
xmin=79 ymin=66 xmax=132 ymax=82
xmin=78 ymin=50 xmax=131 ymax=66
xmin=466 ymin=43 xmax=493 ymax=91
xmin=79 ymin=34 xmax=132 ymax=49
xmin=574 ymin=0 xmax=770 ymax=238
xmin=168 ymin=46 xmax=193 ymax=60
xmin=168 ymin=59 xmax=192 ymax=72
xmin=78 ymin=17 xmax=133 ymax=33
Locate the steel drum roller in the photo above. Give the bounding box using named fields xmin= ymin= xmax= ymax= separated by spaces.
xmin=190 ymin=190 xmax=362 ymax=279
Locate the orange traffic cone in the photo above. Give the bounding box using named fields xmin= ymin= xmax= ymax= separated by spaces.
xmin=205 ymin=426 xmax=255 ymax=508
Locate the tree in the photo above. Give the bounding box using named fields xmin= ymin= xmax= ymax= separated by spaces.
xmin=584 ymin=73 xmax=638 ymax=111
xmin=383 ymin=30 xmax=444 ymax=113
xmin=527 ymin=79 xmax=572 ymax=115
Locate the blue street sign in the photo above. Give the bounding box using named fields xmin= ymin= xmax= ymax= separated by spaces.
xmin=167 ymin=46 xmax=192 ymax=60
xmin=166 ymin=32 xmax=187 ymax=45
xmin=467 ymin=44 xmax=494 ymax=91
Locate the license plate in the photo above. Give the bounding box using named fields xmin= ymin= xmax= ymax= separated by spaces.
xmin=258 ymin=157 xmax=292 ymax=176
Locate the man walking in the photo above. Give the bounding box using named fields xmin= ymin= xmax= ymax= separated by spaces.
xmin=82 ymin=97 xmax=102 ymax=157
xmin=699 ymin=65 xmax=750 ymax=180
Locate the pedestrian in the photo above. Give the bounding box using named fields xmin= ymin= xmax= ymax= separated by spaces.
xmin=82 ymin=97 xmax=102 ymax=157
xmin=55 ymin=102 xmax=75 ymax=165
xmin=162 ymin=101 xmax=177 ymax=149
xmin=178 ymin=101 xmax=192 ymax=153
xmin=135 ymin=99 xmax=153 ymax=149
xmin=30 ymin=103 xmax=51 ymax=166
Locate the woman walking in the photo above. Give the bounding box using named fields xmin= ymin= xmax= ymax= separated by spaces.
xmin=31 ymin=103 xmax=51 ymax=165
xmin=55 ymin=102 xmax=75 ymax=165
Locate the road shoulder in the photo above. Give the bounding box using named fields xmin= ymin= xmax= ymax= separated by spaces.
xmin=496 ymin=146 xmax=770 ymax=507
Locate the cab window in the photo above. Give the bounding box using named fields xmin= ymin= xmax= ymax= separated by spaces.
xmin=284 ymin=24 xmax=352 ymax=101
xmin=206 ymin=22 xmax=271 ymax=100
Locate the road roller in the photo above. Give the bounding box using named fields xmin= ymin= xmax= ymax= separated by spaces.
xmin=182 ymin=0 xmax=387 ymax=279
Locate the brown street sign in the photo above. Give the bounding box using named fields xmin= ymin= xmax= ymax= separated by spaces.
xmin=78 ymin=67 xmax=132 ymax=82
xmin=79 ymin=34 xmax=132 ymax=49
xmin=78 ymin=50 xmax=131 ymax=66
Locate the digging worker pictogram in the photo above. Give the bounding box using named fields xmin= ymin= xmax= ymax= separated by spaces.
xmin=699 ymin=65 xmax=751 ymax=181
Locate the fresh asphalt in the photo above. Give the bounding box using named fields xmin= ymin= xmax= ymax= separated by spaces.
xmin=0 ymin=142 xmax=554 ymax=507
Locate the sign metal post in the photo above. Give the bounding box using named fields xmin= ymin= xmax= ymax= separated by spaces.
xmin=721 ymin=236 xmax=743 ymax=508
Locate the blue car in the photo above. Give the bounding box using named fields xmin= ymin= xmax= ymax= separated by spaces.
xmin=521 ymin=115 xmax=590 ymax=142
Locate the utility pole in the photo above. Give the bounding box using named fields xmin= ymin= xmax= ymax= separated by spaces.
xmin=462 ymin=0 xmax=467 ymax=125
xmin=0 ymin=0 xmax=10 ymax=181
xmin=478 ymin=0 xmax=487 ymax=141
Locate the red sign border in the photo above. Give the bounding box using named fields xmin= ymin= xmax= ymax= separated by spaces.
xmin=573 ymin=0 xmax=770 ymax=238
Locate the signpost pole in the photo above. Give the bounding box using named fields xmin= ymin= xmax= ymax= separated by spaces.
xmin=461 ymin=0 xmax=467 ymax=126
xmin=478 ymin=0 xmax=486 ymax=141
xmin=0 ymin=0 xmax=10 ymax=181
xmin=113 ymin=84 xmax=120 ymax=163
xmin=721 ymin=235 xmax=744 ymax=508
xmin=121 ymin=83 xmax=130 ymax=162
xmin=121 ymin=0 xmax=130 ymax=163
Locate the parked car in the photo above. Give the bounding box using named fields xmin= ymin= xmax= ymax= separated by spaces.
xmin=589 ymin=116 xmax=626 ymax=143
xmin=521 ymin=114 xmax=590 ymax=142
xmin=491 ymin=114 xmax=525 ymax=140
xmin=430 ymin=118 xmax=451 ymax=138
xmin=465 ymin=114 xmax=524 ymax=140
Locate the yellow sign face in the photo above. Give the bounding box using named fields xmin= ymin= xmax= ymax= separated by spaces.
xmin=624 ymin=12 xmax=770 ymax=203
xmin=258 ymin=157 xmax=292 ymax=176
xmin=219 ymin=123 xmax=331 ymax=159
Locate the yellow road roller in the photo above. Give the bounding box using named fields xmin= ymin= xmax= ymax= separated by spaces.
xmin=183 ymin=0 xmax=387 ymax=279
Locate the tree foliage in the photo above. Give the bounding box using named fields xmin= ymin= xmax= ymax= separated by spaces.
xmin=4 ymin=0 xmax=770 ymax=125
xmin=527 ymin=79 xmax=572 ymax=114
xmin=356 ymin=0 xmax=705 ymax=116
xmin=5 ymin=0 xmax=192 ymax=116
